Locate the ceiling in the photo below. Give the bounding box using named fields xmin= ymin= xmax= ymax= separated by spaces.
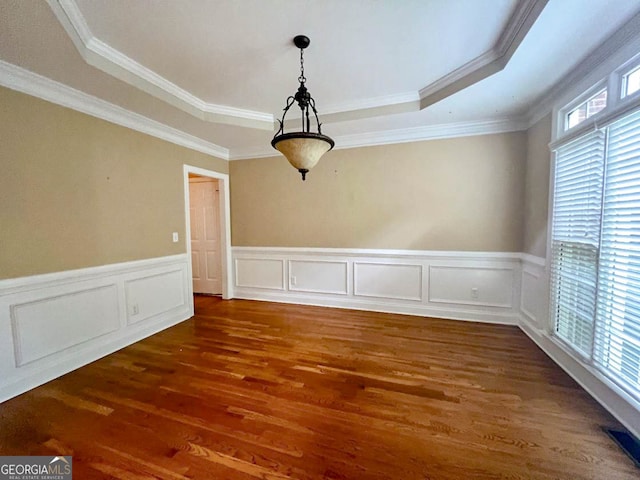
xmin=1 ymin=0 xmax=640 ymax=160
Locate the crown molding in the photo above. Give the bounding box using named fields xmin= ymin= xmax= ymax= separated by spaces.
xmin=495 ymin=0 xmax=547 ymax=60
xmin=333 ymin=117 xmax=528 ymax=150
xmin=229 ymin=116 xmax=528 ymax=160
xmin=228 ymin=146 xmax=281 ymax=161
xmin=418 ymin=49 xmax=501 ymax=109
xmin=419 ymin=0 xmax=548 ymax=109
xmin=47 ymin=0 xmax=546 ymax=131
xmin=0 ymin=58 xmax=527 ymax=163
xmin=46 ymin=0 xmax=274 ymax=131
xmin=0 ymin=60 xmax=229 ymax=160
xmin=526 ymin=101 xmax=552 ymax=130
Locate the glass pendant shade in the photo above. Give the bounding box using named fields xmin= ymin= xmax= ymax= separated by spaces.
xmin=271 ymin=132 xmax=334 ymax=180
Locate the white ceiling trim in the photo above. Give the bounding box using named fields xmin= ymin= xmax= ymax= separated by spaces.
xmin=230 ymin=117 xmax=528 ymax=160
xmin=0 ymin=60 xmax=230 ymax=159
xmin=0 ymin=58 xmax=525 ymax=163
xmin=419 ymin=0 xmax=548 ymax=109
xmin=46 ymin=0 xmax=546 ymax=130
xmin=46 ymin=0 xmax=275 ymax=131
xmin=334 ymin=117 xmax=528 ymax=149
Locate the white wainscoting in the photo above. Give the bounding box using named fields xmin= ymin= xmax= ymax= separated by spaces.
xmin=235 ymin=258 xmax=285 ymax=290
xmin=0 ymin=254 xmax=192 ymax=403
xmin=232 ymin=247 xmax=523 ymax=324
xmin=519 ymin=254 xmax=548 ymax=330
xmin=428 ymin=265 xmax=514 ymax=308
xmin=354 ymin=262 xmax=423 ymax=301
xmin=289 ymin=260 xmax=348 ymax=295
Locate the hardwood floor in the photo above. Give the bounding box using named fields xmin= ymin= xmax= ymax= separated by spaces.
xmin=0 ymin=296 xmax=637 ymax=479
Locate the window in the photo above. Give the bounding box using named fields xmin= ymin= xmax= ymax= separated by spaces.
xmin=566 ymin=89 xmax=608 ymax=130
xmin=594 ymin=109 xmax=640 ymax=395
xmin=622 ymin=64 xmax=640 ymax=98
xmin=551 ymin=108 xmax=640 ymax=401
xmin=551 ymin=131 xmax=605 ymax=356
xmin=559 ymin=57 xmax=640 ymax=137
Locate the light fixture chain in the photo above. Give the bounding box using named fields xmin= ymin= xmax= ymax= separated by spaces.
xmin=298 ymin=48 xmax=306 ymax=84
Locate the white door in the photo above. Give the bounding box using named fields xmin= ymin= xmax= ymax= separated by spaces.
xmin=189 ymin=177 xmax=222 ymax=295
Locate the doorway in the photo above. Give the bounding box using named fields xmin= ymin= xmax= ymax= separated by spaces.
xmin=183 ymin=165 xmax=232 ymax=307
xmin=189 ymin=175 xmax=222 ymax=295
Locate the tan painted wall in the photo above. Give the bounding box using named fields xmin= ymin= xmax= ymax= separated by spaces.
xmin=230 ymin=132 xmax=526 ymax=252
xmin=522 ymin=114 xmax=552 ymax=258
xmin=0 ymin=87 xmax=228 ymax=279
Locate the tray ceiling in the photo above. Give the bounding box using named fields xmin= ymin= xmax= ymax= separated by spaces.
xmin=1 ymin=0 xmax=639 ymax=159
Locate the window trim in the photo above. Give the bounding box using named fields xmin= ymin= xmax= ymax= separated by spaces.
xmin=567 ymin=88 xmax=608 ymax=129
xmin=560 ymin=82 xmax=609 ymax=133
xmin=617 ymin=54 xmax=640 ymax=101
xmin=555 ymin=53 xmax=640 ymax=144
xmin=621 ymin=64 xmax=640 ymax=98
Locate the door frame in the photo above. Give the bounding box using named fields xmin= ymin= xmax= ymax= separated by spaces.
xmin=183 ymin=165 xmax=233 ymax=305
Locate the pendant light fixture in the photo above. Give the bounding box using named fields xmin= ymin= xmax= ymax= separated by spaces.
xmin=272 ymin=35 xmax=334 ymax=181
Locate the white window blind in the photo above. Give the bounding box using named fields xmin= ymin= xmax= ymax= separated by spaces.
xmin=594 ymin=109 xmax=640 ymax=396
xmin=550 ymin=131 xmax=605 ymax=356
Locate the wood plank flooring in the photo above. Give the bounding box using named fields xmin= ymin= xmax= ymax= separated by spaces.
xmin=0 ymin=296 xmax=638 ymax=479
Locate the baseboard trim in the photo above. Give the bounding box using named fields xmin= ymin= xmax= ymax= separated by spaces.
xmin=233 ymin=290 xmax=520 ymax=325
